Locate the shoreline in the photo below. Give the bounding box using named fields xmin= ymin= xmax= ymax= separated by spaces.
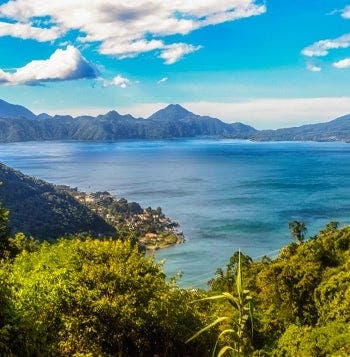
xmin=59 ymin=186 xmax=185 ymax=251
xmin=144 ymin=231 xmax=185 ymax=251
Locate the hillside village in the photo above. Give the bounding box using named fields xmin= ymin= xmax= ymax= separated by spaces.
xmin=61 ymin=187 xmax=185 ymax=250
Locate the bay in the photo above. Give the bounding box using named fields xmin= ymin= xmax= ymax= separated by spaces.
xmin=0 ymin=139 xmax=349 ymax=288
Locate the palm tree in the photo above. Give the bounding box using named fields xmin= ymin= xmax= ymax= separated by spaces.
xmin=288 ymin=221 xmax=307 ymax=244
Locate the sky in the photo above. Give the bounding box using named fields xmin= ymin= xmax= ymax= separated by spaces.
xmin=0 ymin=0 xmax=350 ymax=128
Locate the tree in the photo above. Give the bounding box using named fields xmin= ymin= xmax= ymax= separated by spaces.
xmin=4 ymin=238 xmax=214 ymax=356
xmin=187 ymin=252 xmax=254 ymax=356
xmin=0 ymin=201 xmax=10 ymax=255
xmin=209 ymin=251 xmax=253 ymax=293
xmin=321 ymin=221 xmax=339 ymax=234
xmin=288 ymin=220 xmax=307 ymax=244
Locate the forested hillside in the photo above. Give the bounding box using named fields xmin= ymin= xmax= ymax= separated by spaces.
xmin=0 ymin=163 xmax=184 ymax=248
xmin=0 ymin=193 xmax=349 ymax=356
xmin=0 ymin=163 xmax=116 ymax=239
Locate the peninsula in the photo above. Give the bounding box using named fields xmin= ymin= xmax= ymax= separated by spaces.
xmin=0 ymin=162 xmax=184 ymax=250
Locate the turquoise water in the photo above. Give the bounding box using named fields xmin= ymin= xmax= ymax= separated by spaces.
xmin=0 ymin=139 xmax=349 ymax=288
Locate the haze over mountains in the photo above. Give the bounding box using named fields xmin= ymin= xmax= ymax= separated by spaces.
xmin=0 ymin=98 xmax=349 ymax=143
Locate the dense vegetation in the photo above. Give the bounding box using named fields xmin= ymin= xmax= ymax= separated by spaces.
xmin=1 ymin=98 xmax=350 ymax=143
xmin=0 ymin=163 xmax=116 ymax=239
xmin=0 ymin=185 xmax=349 ymax=356
xmin=209 ymin=222 xmax=350 ymax=355
xmin=0 ymin=164 xmax=183 ymax=248
xmin=0 ymin=245 xmax=215 ymax=354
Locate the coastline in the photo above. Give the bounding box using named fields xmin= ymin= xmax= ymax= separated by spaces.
xmin=142 ymin=230 xmax=185 ymax=251
xmin=60 ymin=186 xmax=185 ymax=250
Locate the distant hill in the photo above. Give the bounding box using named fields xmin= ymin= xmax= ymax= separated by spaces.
xmin=253 ymin=114 xmax=350 ymax=142
xmin=0 ymin=163 xmax=116 ymax=240
xmin=0 ymin=98 xmax=349 ymax=142
xmin=0 ymin=98 xmax=36 ymax=120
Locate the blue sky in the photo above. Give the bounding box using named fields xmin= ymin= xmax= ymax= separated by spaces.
xmin=0 ymin=0 xmax=350 ymax=128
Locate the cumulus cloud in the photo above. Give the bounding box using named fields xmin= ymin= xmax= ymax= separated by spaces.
xmin=341 ymin=5 xmax=350 ymax=18
xmin=0 ymin=46 xmax=97 ymax=85
xmin=0 ymin=0 xmax=266 ymax=63
xmin=301 ymin=34 xmax=350 ymax=57
xmin=157 ymin=77 xmax=168 ymax=84
xmin=302 ymin=8 xmax=350 ymax=70
xmin=307 ymin=64 xmax=322 ymax=72
xmin=0 ymin=21 xmax=61 ymax=41
xmin=333 ymin=58 xmax=350 ymax=69
xmin=102 ymin=75 xmax=130 ymax=88
xmin=160 ymin=43 xmax=202 ymax=65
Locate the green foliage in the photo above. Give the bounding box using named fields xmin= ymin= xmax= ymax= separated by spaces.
xmin=188 ymin=252 xmax=254 ymax=356
xmin=0 ymin=200 xmax=10 ymax=255
xmin=209 ymin=223 xmax=350 ymax=355
xmin=1 ymin=190 xmax=349 ymax=357
xmin=7 ymin=233 xmax=40 ymax=257
xmin=0 ymin=238 xmax=214 ymax=356
xmin=0 ymin=163 xmax=116 ymax=240
xmin=288 ymin=220 xmax=307 ymax=244
xmin=277 ymin=322 xmax=350 ymax=356
xmin=209 ymin=251 xmax=253 ymax=293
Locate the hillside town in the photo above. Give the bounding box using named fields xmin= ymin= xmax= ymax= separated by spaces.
xmin=60 ymin=187 xmax=185 ymax=250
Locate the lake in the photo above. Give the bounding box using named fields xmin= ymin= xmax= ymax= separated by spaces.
xmin=0 ymin=139 xmax=349 ymax=288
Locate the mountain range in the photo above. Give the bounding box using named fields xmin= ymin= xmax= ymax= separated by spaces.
xmin=0 ymin=98 xmax=349 ymax=142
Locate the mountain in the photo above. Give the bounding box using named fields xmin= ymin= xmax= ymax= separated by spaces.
xmin=253 ymin=114 xmax=350 ymax=142
xmin=147 ymin=104 xmax=257 ymax=138
xmin=0 ymin=98 xmax=36 ymax=120
xmin=230 ymin=122 xmax=258 ymax=138
xmin=148 ymin=104 xmax=194 ymax=121
xmin=0 ymin=99 xmax=256 ymax=141
xmin=0 ymin=98 xmax=349 ymax=142
xmin=0 ymin=163 xmax=116 ymax=239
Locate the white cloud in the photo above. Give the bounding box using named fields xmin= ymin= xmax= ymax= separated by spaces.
xmin=307 ymin=64 xmax=322 ymax=72
xmin=157 ymin=77 xmax=168 ymax=84
xmin=0 ymin=0 xmax=266 ymax=63
xmin=160 ymin=43 xmax=202 ymax=65
xmin=0 ymin=46 xmax=97 ymax=85
xmin=302 ymin=33 xmax=350 ymax=57
xmin=341 ymin=5 xmax=350 ymax=18
xmin=111 ymin=75 xmax=130 ymax=88
xmin=102 ymin=74 xmax=130 ymax=88
xmin=0 ymin=69 xmax=9 ymax=84
xmin=0 ymin=21 xmax=61 ymax=41
xmin=99 ymin=39 xmax=165 ymax=58
xmin=333 ymin=58 xmax=350 ymax=69
xmin=35 ymin=97 xmax=350 ymax=129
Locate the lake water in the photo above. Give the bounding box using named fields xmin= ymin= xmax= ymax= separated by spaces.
xmin=0 ymin=139 xmax=349 ymax=288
